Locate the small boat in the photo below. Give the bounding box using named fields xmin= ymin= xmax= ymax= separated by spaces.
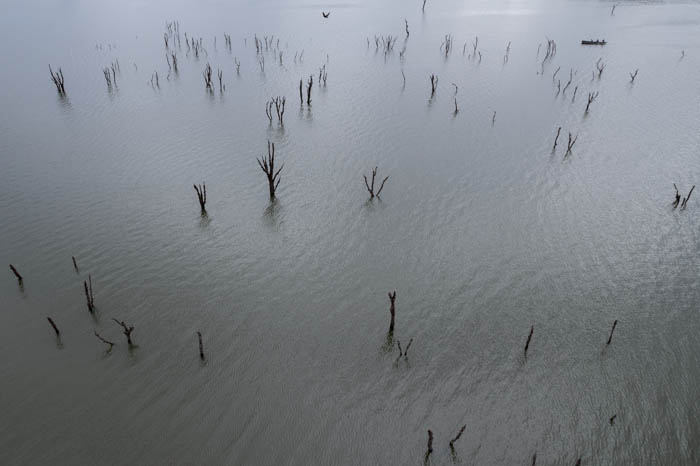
xmin=581 ymin=39 xmax=607 ymax=46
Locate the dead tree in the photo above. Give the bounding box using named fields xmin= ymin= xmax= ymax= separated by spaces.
xmin=450 ymin=425 xmax=466 ymax=449
xmin=218 ymin=69 xmax=224 ymax=92
xmin=441 ymin=34 xmax=453 ymax=57
xmin=72 ymin=256 xmax=78 ymax=271
xmin=429 ymin=74 xmax=438 ymax=96
xmin=47 ymin=317 xmax=60 ymax=337
xmin=275 ymin=97 xmax=286 ymax=124
xmin=571 ymin=86 xmax=578 ymax=103
xmin=405 ymin=19 xmax=409 ymax=37
xmin=562 ymin=69 xmax=573 ymax=94
xmin=49 ymin=65 xmax=66 ymax=95
xmin=596 ymin=59 xmax=606 ymax=78
xmin=84 ymin=275 xmax=95 ymax=313
xmin=609 ymin=414 xmax=617 ymax=425
xmin=387 ymin=291 xmax=396 ymax=331
xmin=266 ymin=97 xmax=286 ymax=125
xmin=454 ymin=98 xmax=459 ymax=114
xmin=585 ymin=91 xmax=599 ymax=113
xmin=94 ymin=331 xmax=115 ymax=351
xmin=9 ymin=264 xmax=22 ymax=283
xmin=404 ymin=338 xmax=413 ymax=357
xmin=681 ymin=185 xmax=695 ymax=209
xmin=673 ymin=183 xmax=681 ymax=208
xmin=630 ymin=69 xmax=639 ymax=83
xmin=306 ymin=75 xmax=313 ymax=105
xmin=422 ymin=0 xmax=427 ymax=12
xmin=265 ymin=101 xmax=274 ymax=123
xmin=299 ymin=79 xmax=303 ymax=104
xmin=103 ymin=68 xmax=113 ymax=89
xmin=532 ymin=452 xmax=537 ymax=465
xmin=256 ymin=141 xmax=283 ymax=199
xmin=203 ymin=63 xmax=213 ymax=90
xmin=112 ymin=318 xmax=135 ymax=345
xmin=524 ymin=325 xmax=534 ymax=356
xmin=552 ymin=127 xmax=562 ymax=151
xmin=194 ymin=183 xmax=207 ymax=212
xmin=552 ymin=66 xmax=561 ymax=83
xmin=197 ymin=331 xmax=205 ymax=360
xmin=171 ymin=52 xmax=178 ymax=73
xmin=611 ymin=3 xmax=618 ymax=15
xmin=363 ymin=167 xmax=389 ymax=198
xmin=565 ymin=133 xmax=578 ymax=155
xmin=606 ymin=319 xmax=618 ymax=345
xmin=426 ymin=430 xmax=434 ymax=457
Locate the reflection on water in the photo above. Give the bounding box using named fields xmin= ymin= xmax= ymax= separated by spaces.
xmin=1 ymin=0 xmax=700 ymax=464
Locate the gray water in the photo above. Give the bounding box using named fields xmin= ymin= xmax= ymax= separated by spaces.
xmin=2 ymin=0 xmax=700 ymax=464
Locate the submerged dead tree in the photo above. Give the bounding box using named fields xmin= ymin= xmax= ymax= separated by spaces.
xmin=552 ymin=127 xmax=562 ymax=152
xmin=426 ymin=430 xmax=434 ymax=459
xmin=194 ymin=183 xmax=207 ymax=212
xmin=388 ymin=291 xmax=396 ymax=331
xmin=606 ymin=319 xmax=618 ymax=345
xmin=565 ymin=133 xmax=578 ymax=156
xmin=266 ymin=96 xmax=286 ymax=125
xmin=524 ymin=325 xmax=534 ymax=356
xmin=673 ymin=183 xmax=681 ymax=208
xmin=429 ymin=74 xmax=438 ymax=96
xmin=681 ymin=185 xmax=695 ymax=209
xmin=596 ymin=59 xmax=606 ymax=78
xmin=84 ymin=274 xmax=95 ymax=313
xmin=47 ymin=317 xmax=60 ymax=337
xmin=585 ymin=91 xmax=599 ymax=113
xmin=256 ymin=141 xmax=283 ymax=199
xmin=94 ymin=331 xmax=115 ymax=351
xmin=49 ymin=65 xmax=66 ymax=95
xmin=9 ymin=264 xmax=22 ymax=283
xmin=197 ymin=331 xmax=205 ymax=360
xmin=112 ymin=318 xmax=135 ymax=345
xmin=363 ymin=167 xmax=389 ymax=198
xmin=630 ymin=69 xmax=639 ymax=83
xmin=203 ymin=63 xmax=213 ymax=90
xmin=306 ymin=75 xmax=313 ymax=105
xmin=450 ymin=424 xmax=467 ymax=450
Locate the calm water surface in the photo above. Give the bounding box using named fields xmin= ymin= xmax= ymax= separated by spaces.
xmin=1 ymin=0 xmax=700 ymax=464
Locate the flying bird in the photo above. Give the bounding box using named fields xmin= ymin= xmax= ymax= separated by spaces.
xmin=322 ymin=11 xmax=330 ymax=18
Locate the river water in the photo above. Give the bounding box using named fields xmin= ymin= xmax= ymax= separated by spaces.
xmin=1 ymin=0 xmax=700 ymax=464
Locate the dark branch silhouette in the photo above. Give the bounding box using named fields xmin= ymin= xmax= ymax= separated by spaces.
xmin=364 ymin=167 xmax=389 ymax=198
xmin=256 ymin=141 xmax=283 ymax=199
